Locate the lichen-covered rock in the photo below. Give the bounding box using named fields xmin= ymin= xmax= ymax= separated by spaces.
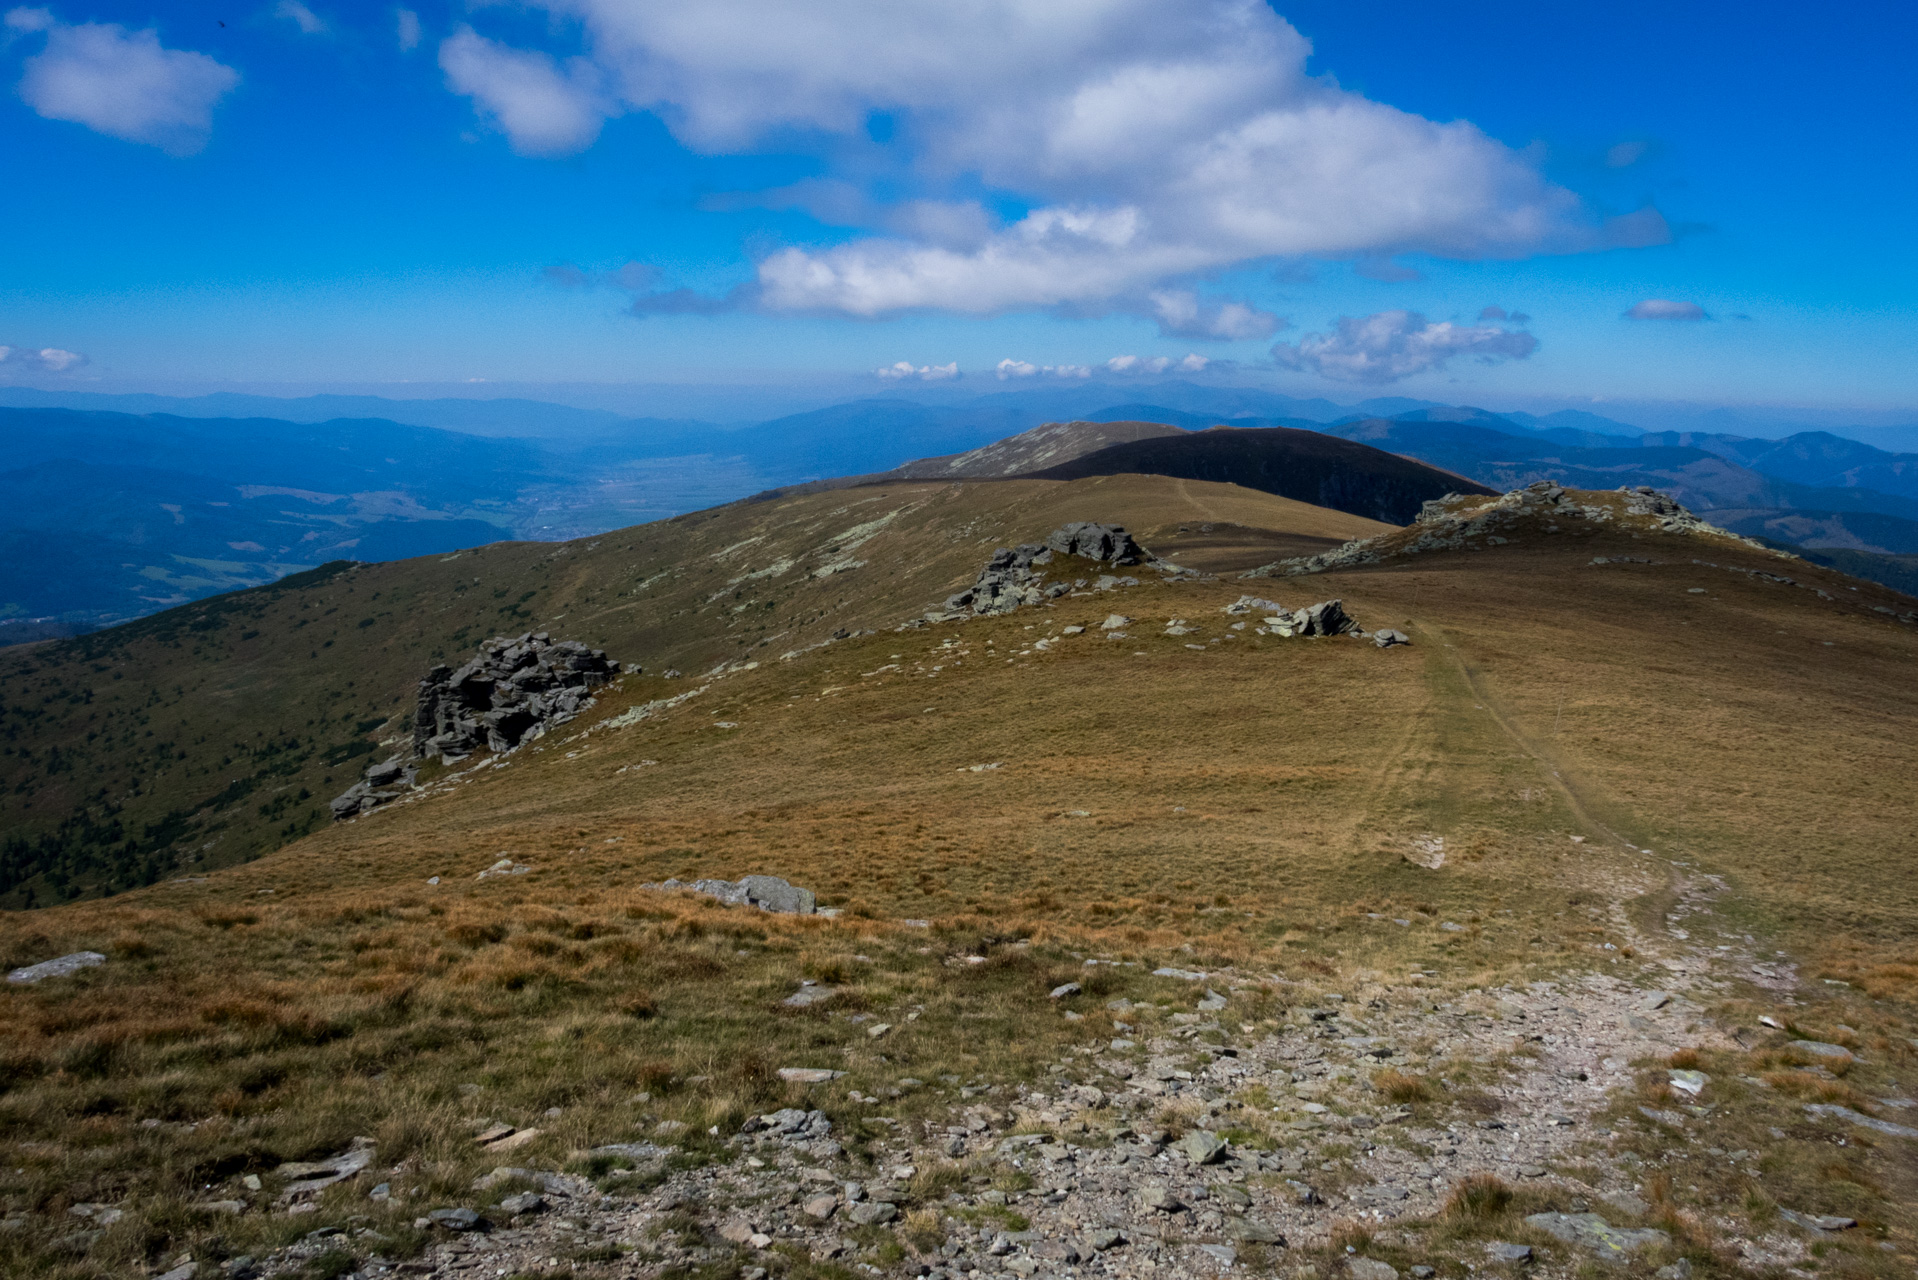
xmin=942 ymin=524 xmax=1158 ymax=618
xmin=417 ymin=632 xmax=623 ymax=761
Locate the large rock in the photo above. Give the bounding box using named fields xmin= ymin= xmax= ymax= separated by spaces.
xmin=1045 ymin=522 xmax=1146 ymax=565
xmin=7 ymin=951 xmax=105 ymax=984
xmin=332 ymin=632 xmax=623 ymax=819
xmin=1522 ymin=1212 xmax=1670 ymax=1261
xmin=643 ymin=875 xmax=816 ymax=914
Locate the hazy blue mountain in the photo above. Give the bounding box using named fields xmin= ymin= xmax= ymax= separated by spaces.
xmin=1708 ymin=509 xmax=1918 ymax=556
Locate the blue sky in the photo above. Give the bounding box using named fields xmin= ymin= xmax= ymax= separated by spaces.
xmin=2 ymin=0 xmax=1915 ymax=411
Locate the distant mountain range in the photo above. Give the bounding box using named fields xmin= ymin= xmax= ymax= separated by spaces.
xmin=6 ymin=386 xmax=1918 ymax=639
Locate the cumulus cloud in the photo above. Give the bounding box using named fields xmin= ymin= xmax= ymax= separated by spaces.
xmin=8 ymin=9 xmax=239 ymax=154
xmin=1148 ymin=289 xmax=1284 ymax=341
xmin=1624 ymin=298 xmax=1709 ymax=321
xmin=442 ymin=0 xmax=1664 ymax=316
xmin=875 ymin=360 xmax=959 ymax=381
xmin=0 ymin=344 xmax=88 ymax=374
xmin=439 ymin=26 xmax=605 ymax=156
xmin=396 ymin=9 xmax=420 ymax=51
xmin=275 ymin=1 xmax=325 ymax=36
xmin=1478 ymin=305 xmax=1531 ymax=324
xmin=996 ymin=359 xmax=1090 ymax=380
xmin=1271 ymin=310 xmax=1537 ymax=384
xmin=1106 ymin=353 xmax=1209 ymax=375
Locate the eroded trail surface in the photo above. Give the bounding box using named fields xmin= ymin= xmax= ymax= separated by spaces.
xmin=241 ymin=873 xmax=1916 ymax=1280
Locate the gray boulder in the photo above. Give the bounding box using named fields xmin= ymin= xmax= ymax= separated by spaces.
xmin=1522 ymin=1212 xmax=1669 ymax=1260
xmin=7 ymin=951 xmax=106 ymax=984
xmin=1046 ymin=522 xmax=1146 ymax=565
xmin=644 ymin=875 xmax=816 ymax=915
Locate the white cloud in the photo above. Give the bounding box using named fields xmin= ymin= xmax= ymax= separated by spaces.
xmin=1106 ymin=353 xmax=1209 ymax=375
xmin=875 ymin=360 xmax=959 ymax=381
xmin=1271 ymin=310 xmax=1537 ymax=384
xmin=996 ymin=359 xmax=1090 ymax=380
xmin=0 ymin=344 xmax=88 ymax=374
xmin=1624 ymin=298 xmax=1709 ymax=321
xmin=10 ymin=10 xmax=239 ymax=154
xmin=439 ymin=26 xmax=606 ymax=156
xmin=396 ymin=9 xmax=420 ymax=52
xmin=275 ymin=1 xmax=325 ymax=36
xmin=447 ymin=0 xmax=1663 ymax=315
xmin=1148 ymin=289 xmax=1284 ymax=341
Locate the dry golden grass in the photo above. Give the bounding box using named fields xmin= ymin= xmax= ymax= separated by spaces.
xmin=3 ymin=484 xmax=1918 ymax=1276
xmin=1371 ymin=1066 xmax=1434 ymax=1104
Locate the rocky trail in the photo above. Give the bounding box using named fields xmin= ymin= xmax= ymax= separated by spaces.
xmin=223 ymin=867 xmax=1917 ymax=1280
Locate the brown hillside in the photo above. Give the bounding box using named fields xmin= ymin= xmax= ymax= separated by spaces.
xmin=0 ymin=476 xmax=1392 ymax=903
xmin=1 ymin=484 xmax=1915 ymax=1278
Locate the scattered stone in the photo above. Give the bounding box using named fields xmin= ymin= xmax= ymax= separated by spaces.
xmin=1198 ymin=988 xmax=1228 ymax=1011
xmin=1803 ymin=1103 xmax=1918 ymax=1138
xmin=644 ymin=874 xmax=817 ymax=914
xmin=1523 ymin=1213 xmax=1671 ymax=1260
xmin=1348 ymin=1260 xmax=1399 ymax=1280
xmin=1372 ymin=629 xmax=1410 ymax=648
xmin=1404 ymin=836 xmax=1445 ymax=870
xmin=428 ymin=1208 xmax=482 ymax=1231
xmin=1228 ymin=1221 xmax=1285 ymax=1245
xmin=275 ymin=1138 xmax=376 ymax=1202
xmin=1779 ymin=1209 xmax=1857 ymax=1233
xmin=485 ymin=1127 xmax=544 ymax=1152
xmin=1486 ymin=1242 xmax=1533 ymax=1263
xmin=777 ymin=1068 xmax=846 ymax=1084
xmin=1198 ymin=1243 xmax=1237 ymax=1266
xmin=1178 ymin=1130 xmax=1228 ymax=1165
xmin=1153 ymin=966 xmax=1207 ymax=980
xmin=1785 ymin=1041 xmax=1855 ymax=1067
xmin=866 ymin=1022 xmax=892 ymax=1039
xmin=1085 ymin=1226 xmax=1126 ymax=1251
xmin=1049 ymin=982 xmax=1083 ymax=999
xmin=802 ymin=1195 xmax=837 ymax=1221
xmin=1640 ymin=991 xmax=1671 ymax=1010
xmin=7 ymin=951 xmax=106 ymax=984
xmin=475 ymin=857 xmax=532 ymax=880
xmin=497 ymin=1192 xmax=546 ymax=1216
xmin=1653 ymin=1261 xmax=1692 ymax=1280
xmin=847 ymin=1201 xmax=898 ymax=1226
xmin=1136 ymin=1186 xmax=1183 ymax=1212
xmin=1667 ymin=1070 xmax=1708 ymax=1097
xmin=1102 ymin=614 xmax=1132 ymax=630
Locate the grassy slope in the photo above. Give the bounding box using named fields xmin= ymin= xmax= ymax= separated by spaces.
xmin=0 ymin=477 xmax=1390 ymax=906
xmin=1 ymin=486 xmax=1916 ymax=1277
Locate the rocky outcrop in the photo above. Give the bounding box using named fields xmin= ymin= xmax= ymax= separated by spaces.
xmin=416 ymin=632 xmax=623 ymax=761
xmin=331 ymin=632 xmax=624 ymax=820
xmin=943 ymin=524 xmax=1156 ymax=617
xmin=1045 ymin=522 xmax=1147 ymax=565
xmin=1219 ymin=595 xmax=1362 ymax=637
xmin=1245 ymin=481 xmax=1776 ymax=579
